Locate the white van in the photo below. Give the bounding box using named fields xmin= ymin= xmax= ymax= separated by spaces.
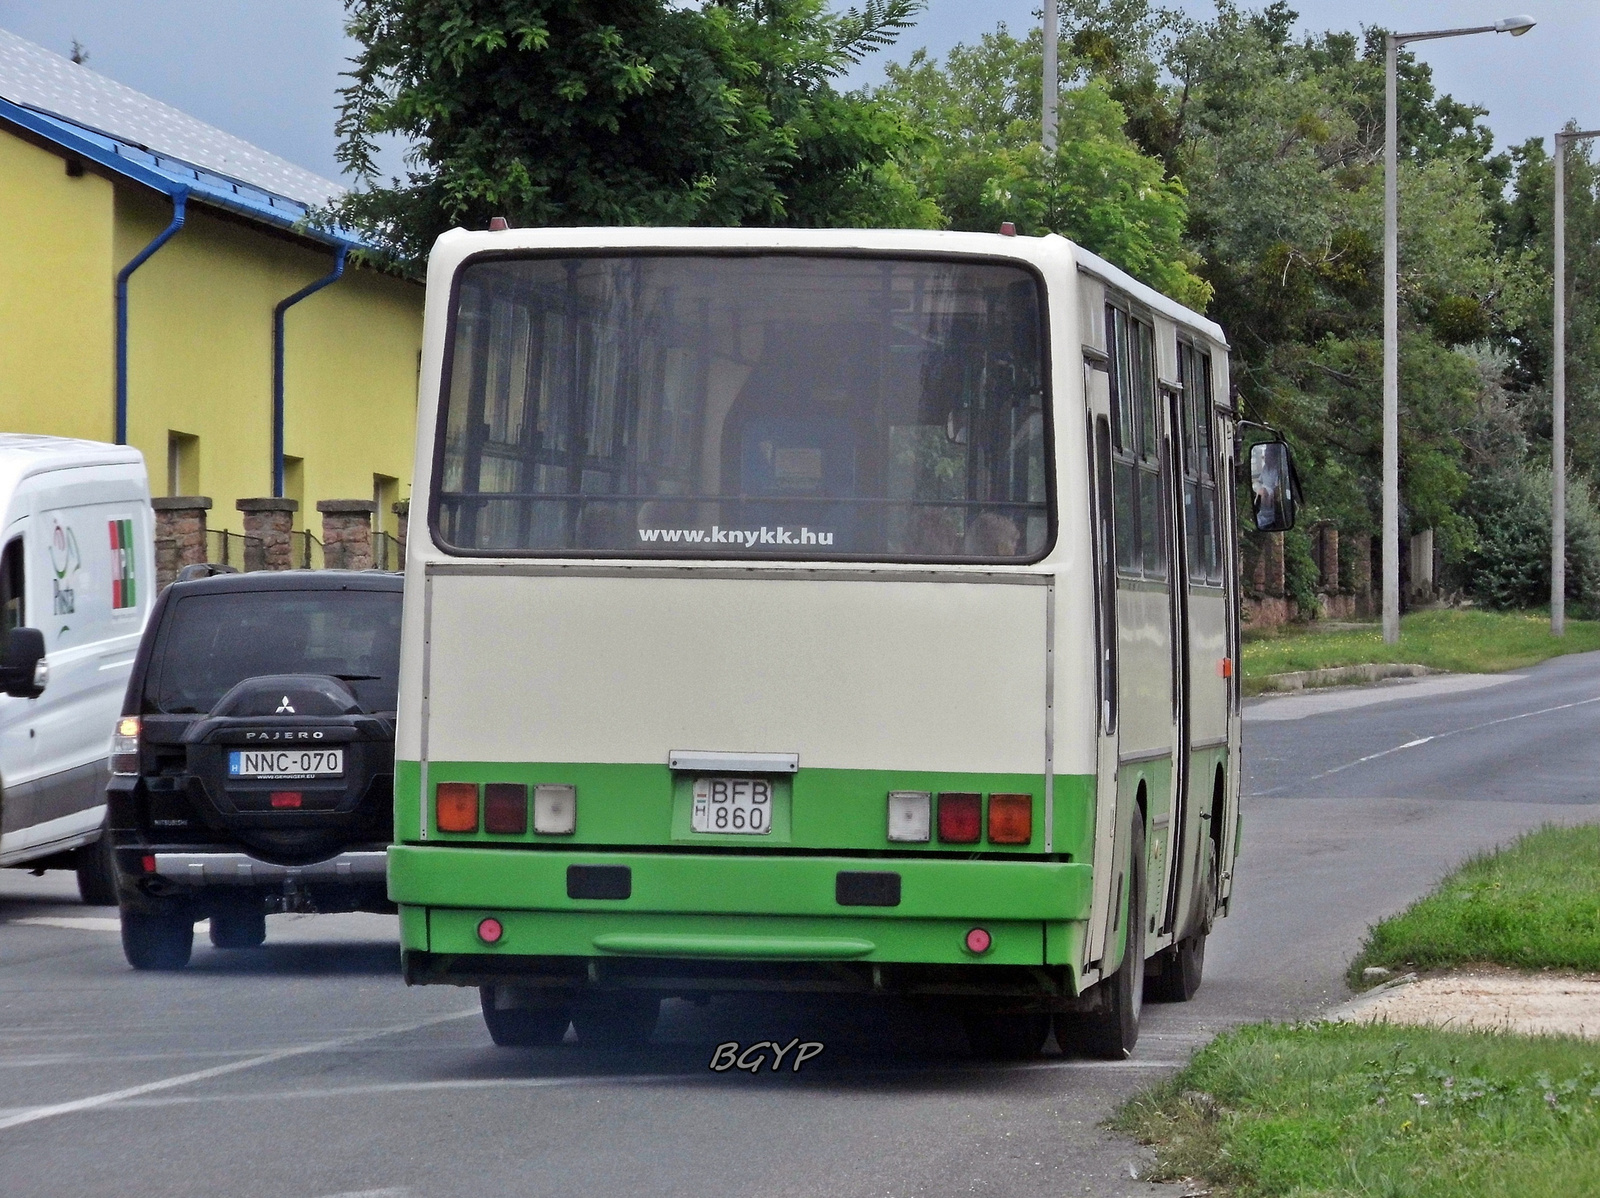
xmin=0 ymin=435 xmax=154 ymax=902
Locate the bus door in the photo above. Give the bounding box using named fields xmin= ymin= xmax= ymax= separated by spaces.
xmin=1159 ymin=384 xmax=1192 ymax=937
xmin=1084 ymin=357 xmax=1121 ymax=971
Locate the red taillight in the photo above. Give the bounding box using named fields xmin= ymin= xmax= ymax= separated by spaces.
xmin=937 ymin=792 xmax=982 ymax=843
xmin=111 ymin=716 xmax=141 ymax=776
xmin=477 ymin=917 xmax=504 ymax=944
xmin=140 ymin=854 xmax=157 ymax=874
xmin=269 ymin=792 xmax=302 ymax=809
xmin=965 ymin=927 xmax=992 ymax=954
xmin=987 ymin=794 xmax=1033 ymax=844
xmin=435 ymin=782 xmax=480 ymax=833
xmin=483 ymin=783 xmax=528 ymax=834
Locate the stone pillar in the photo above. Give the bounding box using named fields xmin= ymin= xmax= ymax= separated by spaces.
xmin=152 ymin=497 xmax=211 ymax=590
xmin=392 ymin=499 xmax=410 ymax=572
xmin=1350 ymin=534 xmax=1374 ymax=618
xmin=319 ymin=499 xmax=376 ymax=571
xmin=1310 ymin=521 xmax=1339 ymax=592
xmin=236 ymin=498 xmax=298 ymax=572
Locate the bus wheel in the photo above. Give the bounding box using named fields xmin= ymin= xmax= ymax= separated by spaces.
xmin=1057 ymin=819 xmax=1146 ymax=1060
xmin=479 ymin=987 xmax=572 ymax=1047
xmin=120 ymin=904 xmax=194 ymax=971
xmin=962 ymin=1012 xmax=1051 ymax=1060
xmin=570 ymin=993 xmax=660 ymax=1050
xmin=209 ymin=908 xmax=267 ymax=949
xmin=1150 ymin=842 xmax=1215 ymax=1003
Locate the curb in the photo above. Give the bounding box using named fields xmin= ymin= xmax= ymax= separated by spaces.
xmin=1256 ymin=663 xmax=1441 ymax=692
xmin=1323 ymin=972 xmax=1419 ymax=1023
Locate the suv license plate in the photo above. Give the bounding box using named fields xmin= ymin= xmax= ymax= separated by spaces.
xmin=229 ymin=749 xmax=344 ymax=778
xmin=691 ymin=777 xmax=773 ymax=834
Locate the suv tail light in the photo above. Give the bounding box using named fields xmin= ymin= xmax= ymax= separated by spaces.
xmin=111 ymin=717 xmax=140 ymax=775
xmin=987 ymin=794 xmax=1033 ymax=844
xmin=435 ymin=782 xmax=480 ymax=833
xmin=936 ymin=792 xmax=981 ymax=843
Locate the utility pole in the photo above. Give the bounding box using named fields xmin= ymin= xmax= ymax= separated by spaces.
xmin=1382 ymin=16 xmax=1535 ymax=644
xmin=1552 ymin=128 xmax=1600 ymax=635
xmin=1042 ymin=0 xmax=1059 ymax=153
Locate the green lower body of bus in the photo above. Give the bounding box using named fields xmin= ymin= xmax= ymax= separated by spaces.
xmin=389 ymin=846 xmax=1098 ymax=1003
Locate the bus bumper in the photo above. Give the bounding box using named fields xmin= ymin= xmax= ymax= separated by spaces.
xmin=389 ymin=845 xmax=1094 ymax=997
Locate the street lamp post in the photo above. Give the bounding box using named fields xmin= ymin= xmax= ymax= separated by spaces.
xmin=1042 ymin=0 xmax=1059 ymax=153
xmin=1383 ymin=16 xmax=1535 ymax=645
xmin=1552 ymin=128 xmax=1600 ymax=636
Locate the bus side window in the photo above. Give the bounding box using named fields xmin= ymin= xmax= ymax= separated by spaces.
xmin=1 ymin=537 xmax=23 ymax=635
xmin=1105 ymin=302 xmax=1164 ymax=579
xmin=1179 ymin=343 xmax=1222 ymax=585
xmin=1094 ymin=417 xmax=1119 ymax=734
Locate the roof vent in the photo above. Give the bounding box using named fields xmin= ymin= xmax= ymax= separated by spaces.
xmin=998 ymin=222 xmax=1017 ymax=236
xmin=488 ymin=216 xmax=509 ymax=231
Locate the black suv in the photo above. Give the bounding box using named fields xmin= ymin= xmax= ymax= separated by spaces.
xmin=107 ymin=569 xmax=403 ymax=969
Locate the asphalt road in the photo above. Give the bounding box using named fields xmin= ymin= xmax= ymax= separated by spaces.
xmin=3 ymin=652 xmax=1598 ymax=1198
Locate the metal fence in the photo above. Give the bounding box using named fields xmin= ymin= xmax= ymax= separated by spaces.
xmin=205 ymin=529 xmax=260 ymax=570
xmin=291 ymin=530 xmax=325 ymax=571
xmin=373 ymin=531 xmax=403 ymax=571
xmin=200 ymin=528 xmax=396 ymax=573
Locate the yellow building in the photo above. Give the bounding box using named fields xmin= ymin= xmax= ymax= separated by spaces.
xmin=0 ymin=28 xmax=421 ymax=540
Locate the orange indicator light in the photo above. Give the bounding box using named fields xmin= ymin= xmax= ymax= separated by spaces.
xmin=436 ymin=782 xmax=480 ymax=833
xmin=987 ymin=794 xmax=1033 ymax=844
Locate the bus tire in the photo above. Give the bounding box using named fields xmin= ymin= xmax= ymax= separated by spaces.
xmin=479 ymin=987 xmax=572 ymax=1047
xmin=75 ymin=829 xmax=119 ymax=906
xmin=1149 ymin=841 xmax=1215 ymax=1003
xmin=121 ymin=905 xmax=194 ymax=971
xmin=962 ymin=1011 xmax=1051 ymax=1060
xmin=1057 ymin=818 xmax=1146 ymax=1060
xmin=570 ymin=993 xmax=660 ymax=1050
xmin=209 ymin=909 xmax=268 ymax=949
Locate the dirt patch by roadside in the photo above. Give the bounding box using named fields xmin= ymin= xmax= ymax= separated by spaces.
xmin=1333 ymin=966 xmax=1600 ymax=1038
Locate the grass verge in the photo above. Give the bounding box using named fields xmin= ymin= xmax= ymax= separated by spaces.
xmin=1346 ymin=823 xmax=1600 ymax=988
xmin=1242 ymin=609 xmax=1600 ymax=694
xmin=1117 ymin=1021 xmax=1600 ymax=1197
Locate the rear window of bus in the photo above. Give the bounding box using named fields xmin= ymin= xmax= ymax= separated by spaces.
xmin=433 ymin=254 xmax=1052 ymax=562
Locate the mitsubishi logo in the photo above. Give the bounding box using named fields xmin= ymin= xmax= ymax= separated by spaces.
xmin=275 ymin=696 xmax=295 ymax=713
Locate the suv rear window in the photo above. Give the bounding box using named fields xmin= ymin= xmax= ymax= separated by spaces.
xmin=146 ymin=590 xmax=402 ymax=715
xmin=435 ymin=254 xmax=1051 ymax=561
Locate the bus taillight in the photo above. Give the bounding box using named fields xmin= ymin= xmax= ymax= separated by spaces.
xmin=436 ymin=782 xmax=480 ymax=833
xmin=937 ymin=793 xmax=982 ymax=843
xmin=987 ymin=794 xmax=1032 ymax=844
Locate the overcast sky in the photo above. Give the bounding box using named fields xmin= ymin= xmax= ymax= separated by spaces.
xmin=0 ymin=1 xmax=1590 ymax=185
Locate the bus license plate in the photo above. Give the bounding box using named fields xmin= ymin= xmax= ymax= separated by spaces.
xmin=691 ymin=777 xmax=772 ymax=834
xmin=229 ymin=749 xmax=344 ymax=778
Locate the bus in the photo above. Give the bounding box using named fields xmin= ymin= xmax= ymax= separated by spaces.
xmin=387 ymin=227 xmax=1296 ymax=1059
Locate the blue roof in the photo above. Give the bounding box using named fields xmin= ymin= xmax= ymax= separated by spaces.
xmin=0 ymin=26 xmax=361 ymax=248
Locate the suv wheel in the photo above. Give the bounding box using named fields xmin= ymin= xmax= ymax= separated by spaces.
xmin=210 ymin=909 xmax=267 ymax=949
xmin=75 ymin=829 xmax=119 ymax=906
xmin=121 ymin=905 xmax=194 ymax=971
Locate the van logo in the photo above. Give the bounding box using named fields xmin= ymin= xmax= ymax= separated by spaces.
xmin=109 ymin=518 xmax=138 ymax=609
xmin=275 ymin=697 xmax=295 ymax=713
xmin=49 ymin=518 xmax=80 ymax=617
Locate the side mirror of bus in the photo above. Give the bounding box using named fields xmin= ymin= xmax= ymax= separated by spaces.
xmin=0 ymin=627 xmax=47 ymax=698
xmin=1248 ymin=440 xmax=1298 ymax=532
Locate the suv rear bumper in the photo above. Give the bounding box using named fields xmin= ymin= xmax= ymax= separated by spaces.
xmin=149 ymin=849 xmax=387 ymax=886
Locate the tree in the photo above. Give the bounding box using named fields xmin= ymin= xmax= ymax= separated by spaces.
xmin=874 ymin=24 xmax=1210 ymax=308
xmin=330 ymin=0 xmax=937 ymax=270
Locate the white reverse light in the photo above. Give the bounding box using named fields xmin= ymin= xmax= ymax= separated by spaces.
xmin=533 ymin=784 xmax=577 ymax=835
xmin=887 ymin=791 xmax=931 ymax=843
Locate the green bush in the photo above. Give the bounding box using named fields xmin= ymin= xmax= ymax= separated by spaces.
xmin=1454 ymin=466 xmax=1600 ymax=613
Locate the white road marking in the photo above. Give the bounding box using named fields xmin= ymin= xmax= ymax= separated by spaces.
xmin=11 ymin=917 xmax=122 ymax=932
xmin=1280 ymin=694 xmax=1600 ymax=790
xmin=61 ymin=1056 xmax=1192 ymax=1112
xmin=0 ymin=1008 xmax=479 ymax=1132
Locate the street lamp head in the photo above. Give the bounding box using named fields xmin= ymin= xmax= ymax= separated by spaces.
xmin=1495 ymin=15 xmax=1537 ymax=35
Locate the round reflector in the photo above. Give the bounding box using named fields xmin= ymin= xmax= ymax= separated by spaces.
xmin=477 ymin=917 xmax=504 ymax=944
xmin=965 ymin=927 xmax=992 ymax=954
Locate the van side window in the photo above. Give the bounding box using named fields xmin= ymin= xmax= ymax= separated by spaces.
xmin=1104 ymin=303 xmax=1166 ymax=580
xmin=1 ymin=538 xmax=23 ymax=634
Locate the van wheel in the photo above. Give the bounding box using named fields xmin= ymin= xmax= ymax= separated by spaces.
xmin=570 ymin=993 xmax=660 ymax=1050
xmin=1149 ymin=842 xmax=1215 ymax=1003
xmin=1057 ymin=819 xmax=1146 ymax=1060
xmin=479 ymin=987 xmax=571 ymax=1047
xmin=75 ymin=831 xmax=118 ymax=906
xmin=121 ymin=905 xmax=194 ymax=971
xmin=962 ymin=1011 xmax=1051 ymax=1060
xmin=209 ymin=909 xmax=267 ymax=949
